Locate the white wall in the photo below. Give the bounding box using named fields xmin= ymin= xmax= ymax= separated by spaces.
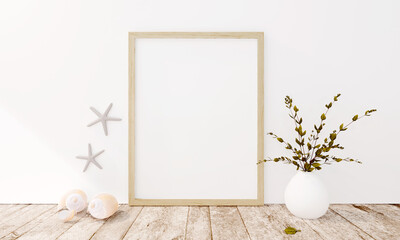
xmin=0 ymin=0 xmax=399 ymax=204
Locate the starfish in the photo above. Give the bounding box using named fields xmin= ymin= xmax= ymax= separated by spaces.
xmin=87 ymin=103 xmax=121 ymax=136
xmin=76 ymin=144 xmax=104 ymax=172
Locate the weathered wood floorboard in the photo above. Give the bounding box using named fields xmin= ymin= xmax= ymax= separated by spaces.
xmin=0 ymin=204 xmax=28 ymax=221
xmin=91 ymin=205 xmax=143 ymax=240
xmin=331 ymin=204 xmax=400 ymax=240
xmin=0 ymin=204 xmax=54 ymax=238
xmin=0 ymin=205 xmax=15 ymax=213
xmin=367 ymin=204 xmax=400 ymax=221
xmin=209 ymin=206 xmax=250 ymax=240
xmin=0 ymin=204 xmax=398 ymax=239
xmin=123 ymin=206 xmax=188 ymax=240
xmin=57 ymin=212 xmax=105 ymax=240
xmin=185 ymin=206 xmax=212 ymax=240
xmin=2 ymin=205 xmax=56 ymax=240
xmin=16 ymin=208 xmax=87 ymax=240
xmin=238 ymin=205 xmax=321 ymax=240
xmin=303 ymin=208 xmax=374 ymax=240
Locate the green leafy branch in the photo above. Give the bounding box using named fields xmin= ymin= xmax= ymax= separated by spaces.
xmin=259 ymin=94 xmax=376 ymax=172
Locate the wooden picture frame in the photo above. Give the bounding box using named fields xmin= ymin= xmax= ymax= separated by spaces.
xmin=129 ymin=32 xmax=264 ymax=205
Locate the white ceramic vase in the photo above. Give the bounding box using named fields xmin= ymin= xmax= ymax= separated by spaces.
xmin=284 ymin=171 xmax=329 ymax=219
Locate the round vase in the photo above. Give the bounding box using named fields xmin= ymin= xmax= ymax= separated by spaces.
xmin=284 ymin=171 xmax=329 ymax=219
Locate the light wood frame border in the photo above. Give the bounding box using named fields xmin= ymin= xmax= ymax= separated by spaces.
xmin=129 ymin=32 xmax=264 ymax=206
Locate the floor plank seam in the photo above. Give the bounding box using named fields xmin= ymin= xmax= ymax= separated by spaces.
xmin=55 ymin=212 xmax=89 ymax=240
xmin=207 ymin=206 xmax=213 ymax=240
xmin=236 ymin=207 xmax=252 ymax=240
xmin=356 ymin=204 xmax=396 ymax=217
xmin=184 ymin=206 xmax=190 ymax=240
xmin=87 ymin=216 xmax=109 ymax=240
xmin=300 ymin=215 xmax=327 ymax=240
xmin=352 ymin=204 xmax=372 ymax=213
xmin=120 ymin=206 xmax=144 ymax=240
xmin=330 ymin=207 xmax=377 ymax=240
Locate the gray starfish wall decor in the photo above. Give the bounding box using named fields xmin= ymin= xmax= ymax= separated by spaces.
xmin=87 ymin=103 xmax=121 ymax=136
xmin=76 ymin=144 xmax=104 ymax=172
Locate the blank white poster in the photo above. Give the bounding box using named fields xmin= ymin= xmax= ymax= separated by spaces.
xmin=134 ymin=38 xmax=258 ymax=199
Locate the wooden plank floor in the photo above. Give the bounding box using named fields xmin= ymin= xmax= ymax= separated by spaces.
xmin=0 ymin=204 xmax=399 ymax=240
